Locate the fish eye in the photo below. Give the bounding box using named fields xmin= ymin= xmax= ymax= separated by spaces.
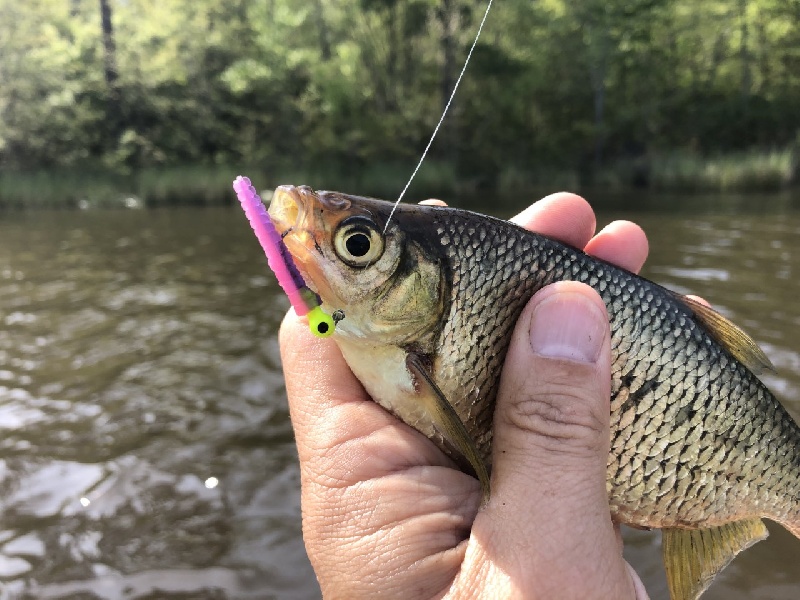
xmin=334 ymin=217 xmax=384 ymax=266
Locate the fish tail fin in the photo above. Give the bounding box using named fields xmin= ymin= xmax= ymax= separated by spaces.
xmin=662 ymin=519 xmax=768 ymax=600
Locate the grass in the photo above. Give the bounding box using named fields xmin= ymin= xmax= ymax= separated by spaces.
xmin=496 ymin=165 xmax=581 ymax=195
xmin=598 ymin=147 xmax=798 ymax=192
xmin=0 ymin=165 xmax=281 ymax=210
xmin=0 ymin=170 xmax=125 ymax=210
xmin=0 ymin=161 xmax=464 ymax=210
xmin=0 ymin=148 xmax=797 ymax=209
xmin=650 ymin=148 xmax=797 ymax=191
xmin=275 ymin=160 xmax=461 ymax=199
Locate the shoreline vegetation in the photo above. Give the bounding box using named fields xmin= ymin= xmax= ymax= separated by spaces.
xmin=0 ymin=148 xmax=796 ymax=210
xmin=4 ymin=2 xmax=800 ymax=211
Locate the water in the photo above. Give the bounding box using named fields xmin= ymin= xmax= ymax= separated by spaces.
xmin=0 ymin=209 xmax=316 ymax=599
xmin=0 ymin=193 xmax=799 ymax=599
xmin=616 ymin=206 xmax=800 ymax=600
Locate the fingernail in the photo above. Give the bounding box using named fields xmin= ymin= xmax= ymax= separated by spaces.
xmin=529 ymin=292 xmax=606 ymax=363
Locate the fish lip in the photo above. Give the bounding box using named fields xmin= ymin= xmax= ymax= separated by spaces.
xmin=268 ymin=185 xmax=318 ymax=232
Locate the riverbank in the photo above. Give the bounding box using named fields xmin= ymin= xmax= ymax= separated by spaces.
xmin=0 ymin=148 xmax=796 ymax=209
xmin=0 ymin=162 xmax=461 ymax=210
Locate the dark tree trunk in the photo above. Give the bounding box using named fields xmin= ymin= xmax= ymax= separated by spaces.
xmin=312 ymin=0 xmax=331 ymax=61
xmin=99 ymin=0 xmax=118 ymax=93
xmin=437 ymin=0 xmax=458 ymax=163
xmin=739 ymin=0 xmax=751 ymax=107
xmin=99 ymin=0 xmax=123 ymax=150
xmin=387 ymin=1 xmax=398 ymax=92
xmin=439 ymin=0 xmax=455 ymax=114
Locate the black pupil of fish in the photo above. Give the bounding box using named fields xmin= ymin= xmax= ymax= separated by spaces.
xmin=345 ymin=232 xmax=371 ymax=257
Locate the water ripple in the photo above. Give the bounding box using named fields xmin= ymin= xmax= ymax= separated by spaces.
xmin=1 ymin=206 xmax=799 ymax=600
xmin=0 ymin=209 xmax=316 ymax=599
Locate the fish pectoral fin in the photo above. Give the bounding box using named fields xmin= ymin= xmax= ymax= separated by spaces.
xmin=405 ymin=352 xmax=491 ymax=501
xmin=662 ymin=519 xmax=769 ymax=600
xmin=673 ymin=292 xmax=775 ymax=375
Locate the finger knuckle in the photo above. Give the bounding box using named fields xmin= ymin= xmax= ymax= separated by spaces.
xmin=501 ymin=362 xmax=607 ymax=455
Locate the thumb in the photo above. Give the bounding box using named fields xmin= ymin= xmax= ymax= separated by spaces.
xmin=469 ymin=281 xmax=635 ymax=597
xmin=494 ymin=280 xmax=611 ymax=477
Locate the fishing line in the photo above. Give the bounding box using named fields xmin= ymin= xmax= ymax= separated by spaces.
xmin=383 ymin=0 xmax=494 ymax=233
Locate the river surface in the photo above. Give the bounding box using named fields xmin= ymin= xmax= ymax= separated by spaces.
xmin=0 ymin=190 xmax=799 ymax=599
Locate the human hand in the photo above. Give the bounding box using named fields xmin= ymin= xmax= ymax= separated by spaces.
xmin=279 ymin=192 xmax=651 ymax=599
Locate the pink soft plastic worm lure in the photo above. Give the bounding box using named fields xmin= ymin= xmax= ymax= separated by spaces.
xmin=233 ymin=176 xmax=336 ymax=337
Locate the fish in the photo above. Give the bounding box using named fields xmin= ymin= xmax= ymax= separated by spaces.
xmin=267 ymin=184 xmax=800 ymax=600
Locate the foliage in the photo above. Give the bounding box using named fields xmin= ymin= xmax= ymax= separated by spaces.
xmin=1 ymin=0 xmax=799 ymax=200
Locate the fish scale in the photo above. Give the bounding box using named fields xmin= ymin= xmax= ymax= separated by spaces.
xmin=267 ymin=186 xmax=800 ymax=599
xmin=426 ymin=208 xmax=800 ymax=530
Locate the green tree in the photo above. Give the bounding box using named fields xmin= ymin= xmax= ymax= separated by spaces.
xmin=0 ymin=0 xmax=798 ymax=186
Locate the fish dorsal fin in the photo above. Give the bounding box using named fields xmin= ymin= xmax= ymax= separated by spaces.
xmin=662 ymin=519 xmax=768 ymax=600
xmin=672 ymin=292 xmax=775 ymax=375
xmin=405 ymin=352 xmax=491 ymax=501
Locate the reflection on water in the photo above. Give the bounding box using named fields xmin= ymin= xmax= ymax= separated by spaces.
xmin=0 ymin=194 xmax=799 ymax=600
xmin=0 ymin=209 xmax=317 ymax=599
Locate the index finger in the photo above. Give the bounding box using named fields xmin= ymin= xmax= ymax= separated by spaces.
xmin=511 ymin=192 xmax=649 ymax=274
xmin=510 ymin=192 xmax=596 ymax=248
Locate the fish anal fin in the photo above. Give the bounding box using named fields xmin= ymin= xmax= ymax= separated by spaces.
xmin=672 ymin=292 xmax=775 ymax=375
xmin=662 ymin=519 xmax=769 ymax=600
xmin=405 ymin=352 xmax=491 ymax=501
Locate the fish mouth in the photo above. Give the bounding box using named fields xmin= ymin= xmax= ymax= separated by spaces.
xmin=269 ymin=185 xmax=359 ymax=231
xmin=267 ymin=185 xmax=338 ymax=304
xmin=267 ymin=185 xmax=319 ymax=275
xmin=268 ymin=185 xmax=318 ymax=234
